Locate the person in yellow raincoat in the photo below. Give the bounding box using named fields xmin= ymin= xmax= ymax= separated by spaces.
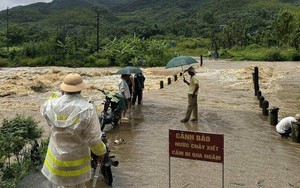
xmin=40 ymin=73 xmax=106 ymax=188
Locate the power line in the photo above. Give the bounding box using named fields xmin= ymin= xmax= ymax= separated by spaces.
xmin=96 ymin=11 xmax=100 ymax=52
xmin=6 ymin=7 xmax=9 ymax=54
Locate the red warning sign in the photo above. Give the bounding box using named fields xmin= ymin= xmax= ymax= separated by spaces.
xmin=169 ymin=129 xmax=224 ymax=163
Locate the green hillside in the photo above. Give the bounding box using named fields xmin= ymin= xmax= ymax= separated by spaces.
xmin=0 ymin=0 xmax=299 ymax=66
xmin=0 ymin=0 xmax=298 ymax=38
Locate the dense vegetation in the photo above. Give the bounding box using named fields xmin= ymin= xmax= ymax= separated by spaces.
xmin=0 ymin=114 xmax=48 ymax=188
xmin=0 ymin=1 xmax=299 ymax=186
xmin=0 ymin=0 xmax=300 ymax=67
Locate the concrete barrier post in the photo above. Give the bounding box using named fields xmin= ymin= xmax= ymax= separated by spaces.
xmin=269 ymin=107 xmax=279 ymax=126
xmin=259 ymin=96 xmax=265 ymax=108
xmin=160 ymin=81 xmax=164 ymax=89
xmin=291 ymin=122 xmax=300 ymax=143
xmin=262 ymin=100 xmax=269 ymax=116
xmin=257 ymin=90 xmax=262 ymax=100
xmin=254 ymin=67 xmax=259 ymax=96
xmin=200 ymin=55 xmax=203 ymax=66
xmin=167 ymin=77 xmax=171 ymax=85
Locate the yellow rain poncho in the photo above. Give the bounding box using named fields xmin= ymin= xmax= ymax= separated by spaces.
xmin=40 ymin=93 xmax=106 ymax=186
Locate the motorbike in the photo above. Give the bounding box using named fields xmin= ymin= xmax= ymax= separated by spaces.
xmin=91 ymin=133 xmax=119 ymax=186
xmin=98 ymin=89 xmax=122 ymax=131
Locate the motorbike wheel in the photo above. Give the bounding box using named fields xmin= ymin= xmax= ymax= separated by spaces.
xmin=112 ymin=117 xmax=119 ymax=126
xmin=90 ymin=156 xmax=98 ymax=169
xmin=101 ymin=164 xmax=113 ymax=185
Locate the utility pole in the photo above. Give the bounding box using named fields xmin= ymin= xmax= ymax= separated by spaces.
xmin=96 ymin=11 xmax=100 ymax=52
xmin=6 ymin=7 xmax=9 ymax=54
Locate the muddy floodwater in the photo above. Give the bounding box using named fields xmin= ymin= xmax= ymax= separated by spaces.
xmin=1 ymin=59 xmax=300 ymax=188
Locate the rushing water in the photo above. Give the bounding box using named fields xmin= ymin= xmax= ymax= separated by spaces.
xmin=3 ymin=60 xmax=300 ymax=188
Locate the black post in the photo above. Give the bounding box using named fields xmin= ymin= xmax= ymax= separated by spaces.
xmin=259 ymin=96 xmax=265 ymax=108
xmin=200 ymin=55 xmax=203 ymax=66
xmin=180 ymin=72 xmax=182 ymax=76
xmin=262 ymin=100 xmax=269 ymax=116
xmin=160 ymin=81 xmax=164 ymax=89
xmin=167 ymin=77 xmax=171 ymax=85
xmin=257 ymin=90 xmax=262 ymax=100
xmin=174 ymin=75 xmax=177 ymax=81
xmin=269 ymin=107 xmax=279 ymax=126
xmin=254 ymin=67 xmax=259 ymax=96
xmin=291 ymin=122 xmax=300 ymax=143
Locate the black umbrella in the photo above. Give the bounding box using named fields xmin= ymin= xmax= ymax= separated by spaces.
xmin=116 ymin=66 xmax=142 ymax=74
xmin=165 ymin=56 xmax=198 ymax=70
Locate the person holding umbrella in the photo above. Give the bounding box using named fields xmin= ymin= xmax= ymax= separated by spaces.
xmin=181 ymin=66 xmax=199 ymax=123
xmin=116 ymin=66 xmax=143 ymax=119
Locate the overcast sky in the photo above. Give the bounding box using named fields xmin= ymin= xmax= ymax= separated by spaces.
xmin=0 ymin=0 xmax=53 ymax=11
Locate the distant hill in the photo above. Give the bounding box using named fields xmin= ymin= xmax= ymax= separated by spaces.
xmin=0 ymin=0 xmax=299 ymax=41
xmin=48 ymin=0 xmax=131 ymax=9
xmin=112 ymin=0 xmax=204 ymax=12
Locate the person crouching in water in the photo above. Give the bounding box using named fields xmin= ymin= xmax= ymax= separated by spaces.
xmin=40 ymin=73 xmax=106 ymax=188
xmin=119 ymin=74 xmax=131 ymax=120
xmin=276 ymin=113 xmax=300 ymax=138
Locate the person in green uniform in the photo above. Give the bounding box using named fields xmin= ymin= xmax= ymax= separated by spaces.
xmin=181 ymin=66 xmax=199 ymax=123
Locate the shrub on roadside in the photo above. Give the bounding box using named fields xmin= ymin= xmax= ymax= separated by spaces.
xmin=0 ymin=114 xmax=43 ymax=188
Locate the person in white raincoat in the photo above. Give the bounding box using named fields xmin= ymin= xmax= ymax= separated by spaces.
xmin=276 ymin=113 xmax=300 ymax=138
xmin=40 ymin=73 xmax=106 ymax=188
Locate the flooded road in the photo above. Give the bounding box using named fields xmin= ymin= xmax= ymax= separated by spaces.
xmin=2 ymin=59 xmax=300 ymax=188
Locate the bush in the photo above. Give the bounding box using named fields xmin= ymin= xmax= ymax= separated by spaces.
xmin=219 ymin=49 xmax=233 ymax=59
xmin=23 ymin=42 xmax=39 ymax=58
xmin=292 ymin=52 xmax=300 ymax=61
xmin=28 ymin=57 xmax=48 ymax=67
xmin=264 ymin=50 xmax=284 ymax=61
xmin=283 ymin=49 xmax=300 ymax=61
xmin=245 ymin=44 xmax=262 ymax=50
xmin=95 ymin=58 xmax=109 ymax=67
xmin=0 ymin=114 xmax=43 ymax=188
xmin=0 ymin=58 xmax=10 ymax=67
xmin=0 ymin=48 xmax=8 ymax=58
xmin=84 ymin=55 xmax=97 ymax=66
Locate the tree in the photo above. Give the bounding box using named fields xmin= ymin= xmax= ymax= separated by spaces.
xmin=0 ymin=115 xmax=42 ymax=166
xmin=274 ymin=9 xmax=295 ymax=46
xmin=8 ymin=25 xmax=26 ymax=45
xmin=203 ymin=12 xmax=215 ymax=25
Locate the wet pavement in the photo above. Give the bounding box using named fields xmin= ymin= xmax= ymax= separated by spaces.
xmin=5 ymin=60 xmax=300 ymax=187
xmin=97 ymin=61 xmax=300 ymax=188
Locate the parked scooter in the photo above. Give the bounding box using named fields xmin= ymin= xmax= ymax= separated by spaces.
xmin=91 ymin=133 xmax=119 ymax=186
xmin=98 ymin=89 xmax=122 ymax=131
